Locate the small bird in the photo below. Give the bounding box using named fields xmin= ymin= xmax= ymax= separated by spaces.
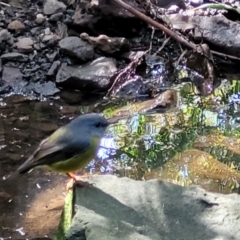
xmin=7 ymin=113 xmax=115 ymax=190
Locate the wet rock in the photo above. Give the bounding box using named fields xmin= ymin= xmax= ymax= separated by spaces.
xmin=80 ymin=33 xmax=130 ymax=54
xmin=49 ymin=12 xmax=63 ymax=22
xmin=66 ymin=175 xmax=240 ymax=240
xmin=2 ymin=67 xmax=23 ymax=83
xmin=192 ymin=15 xmax=240 ymax=56
xmin=41 ymin=33 xmax=61 ymax=43
xmin=15 ymin=38 xmax=34 ymax=53
xmin=43 ymin=0 xmax=67 ymax=15
xmin=35 ymin=14 xmax=46 ymax=25
xmin=0 ymin=52 xmax=28 ymax=62
xmin=59 ymin=90 xmax=84 ymax=104
xmin=47 ymin=60 xmax=61 ymax=76
xmin=144 ymin=148 xmax=240 ymax=194
xmin=150 ymin=0 xmax=186 ymax=9
xmin=164 ymin=14 xmax=240 ymax=56
xmin=31 ymin=81 xmax=60 ymax=96
xmin=7 ymin=20 xmax=25 ymax=32
xmin=58 ymin=36 xmax=94 ymax=62
xmin=56 ymin=57 xmax=117 ymax=90
xmin=0 ymin=29 xmax=13 ymax=45
xmin=190 ymin=0 xmax=203 ymax=5
xmin=73 ymin=0 xmax=140 ymax=24
xmin=108 ymin=90 xmax=178 ymax=118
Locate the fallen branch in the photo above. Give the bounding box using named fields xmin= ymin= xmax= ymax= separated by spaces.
xmin=0 ymin=1 xmax=10 ymax=7
xmin=111 ymin=0 xmax=197 ymax=50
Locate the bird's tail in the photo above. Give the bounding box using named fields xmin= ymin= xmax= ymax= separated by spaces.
xmin=2 ymin=170 xmax=20 ymax=181
xmin=3 ymin=156 xmax=36 ymax=181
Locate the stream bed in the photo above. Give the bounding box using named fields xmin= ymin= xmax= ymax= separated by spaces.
xmin=1 ymin=78 xmax=240 ymax=239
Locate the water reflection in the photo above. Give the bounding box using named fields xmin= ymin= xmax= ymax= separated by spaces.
xmin=1 ymin=80 xmax=240 ymax=238
xmin=93 ymin=80 xmax=240 ymax=195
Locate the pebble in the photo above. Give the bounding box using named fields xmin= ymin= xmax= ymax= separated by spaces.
xmin=7 ymin=20 xmax=25 ymax=32
xmin=15 ymin=38 xmax=34 ymax=53
xmin=35 ymin=14 xmax=46 ymax=25
xmin=49 ymin=12 xmax=63 ymax=22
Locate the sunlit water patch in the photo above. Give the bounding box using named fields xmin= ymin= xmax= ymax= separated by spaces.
xmin=85 ymin=80 xmax=240 ymax=194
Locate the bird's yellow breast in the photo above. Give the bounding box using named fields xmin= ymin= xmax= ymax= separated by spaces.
xmin=49 ymin=136 xmax=100 ymax=173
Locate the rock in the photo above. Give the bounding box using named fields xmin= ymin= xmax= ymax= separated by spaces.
xmin=164 ymin=14 xmax=240 ymax=56
xmin=72 ymin=0 xmax=146 ymax=36
xmin=0 ymin=29 xmax=13 ymax=45
xmin=35 ymin=14 xmax=46 ymax=24
xmin=190 ymin=0 xmax=203 ymax=6
xmin=58 ymin=90 xmax=84 ymax=104
xmin=56 ymin=57 xmax=117 ymax=90
xmin=41 ymin=34 xmax=61 ymax=43
xmin=150 ymin=0 xmax=186 ymax=9
xmin=80 ymin=33 xmax=130 ymax=54
xmin=66 ymin=175 xmax=240 ymax=240
xmin=58 ymin=37 xmax=94 ymax=62
xmin=15 ymin=38 xmax=34 ymax=53
xmin=47 ymin=60 xmax=61 ymax=76
xmin=2 ymin=67 xmax=23 ymax=83
xmin=7 ymin=20 xmax=25 ymax=32
xmin=31 ymin=81 xmax=60 ymax=96
xmin=49 ymin=12 xmax=63 ymax=22
xmin=46 ymin=51 xmax=58 ymax=62
xmin=56 ymin=21 xmax=68 ymax=39
xmin=0 ymin=52 xmax=28 ymax=62
xmin=8 ymin=0 xmax=23 ymax=8
xmin=110 ymin=90 xmax=178 ymax=118
xmin=43 ymin=0 xmax=67 ymax=15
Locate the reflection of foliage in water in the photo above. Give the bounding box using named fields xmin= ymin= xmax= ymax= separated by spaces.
xmin=93 ymin=80 xmax=240 ymax=193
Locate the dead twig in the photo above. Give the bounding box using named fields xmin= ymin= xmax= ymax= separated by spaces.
xmin=111 ymin=0 xmax=197 ymax=50
xmin=111 ymin=0 xmax=240 ymax=61
xmin=153 ymin=37 xmax=170 ymax=56
xmin=211 ymin=50 xmax=240 ymax=61
xmin=0 ymin=1 xmax=10 ymax=7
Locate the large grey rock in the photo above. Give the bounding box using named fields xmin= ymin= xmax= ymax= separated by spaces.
xmin=43 ymin=0 xmax=66 ymax=15
xmin=56 ymin=57 xmax=117 ymax=90
xmin=58 ymin=37 xmax=94 ymax=62
xmin=66 ymin=175 xmax=240 ymax=240
xmin=164 ymin=14 xmax=240 ymax=57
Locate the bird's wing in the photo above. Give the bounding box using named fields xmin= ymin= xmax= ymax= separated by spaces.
xmin=17 ymin=137 xmax=64 ymax=173
xmin=17 ymin=134 xmax=91 ymax=174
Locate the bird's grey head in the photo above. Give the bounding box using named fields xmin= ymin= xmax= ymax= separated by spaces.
xmin=71 ymin=113 xmax=110 ymax=138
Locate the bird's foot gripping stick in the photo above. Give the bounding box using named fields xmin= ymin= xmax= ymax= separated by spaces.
xmin=66 ymin=172 xmax=94 ymax=191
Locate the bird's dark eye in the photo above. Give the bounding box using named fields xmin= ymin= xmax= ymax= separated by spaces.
xmin=95 ymin=122 xmax=101 ymax=128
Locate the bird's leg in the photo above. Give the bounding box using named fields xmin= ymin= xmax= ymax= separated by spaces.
xmin=66 ymin=172 xmax=93 ymax=191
